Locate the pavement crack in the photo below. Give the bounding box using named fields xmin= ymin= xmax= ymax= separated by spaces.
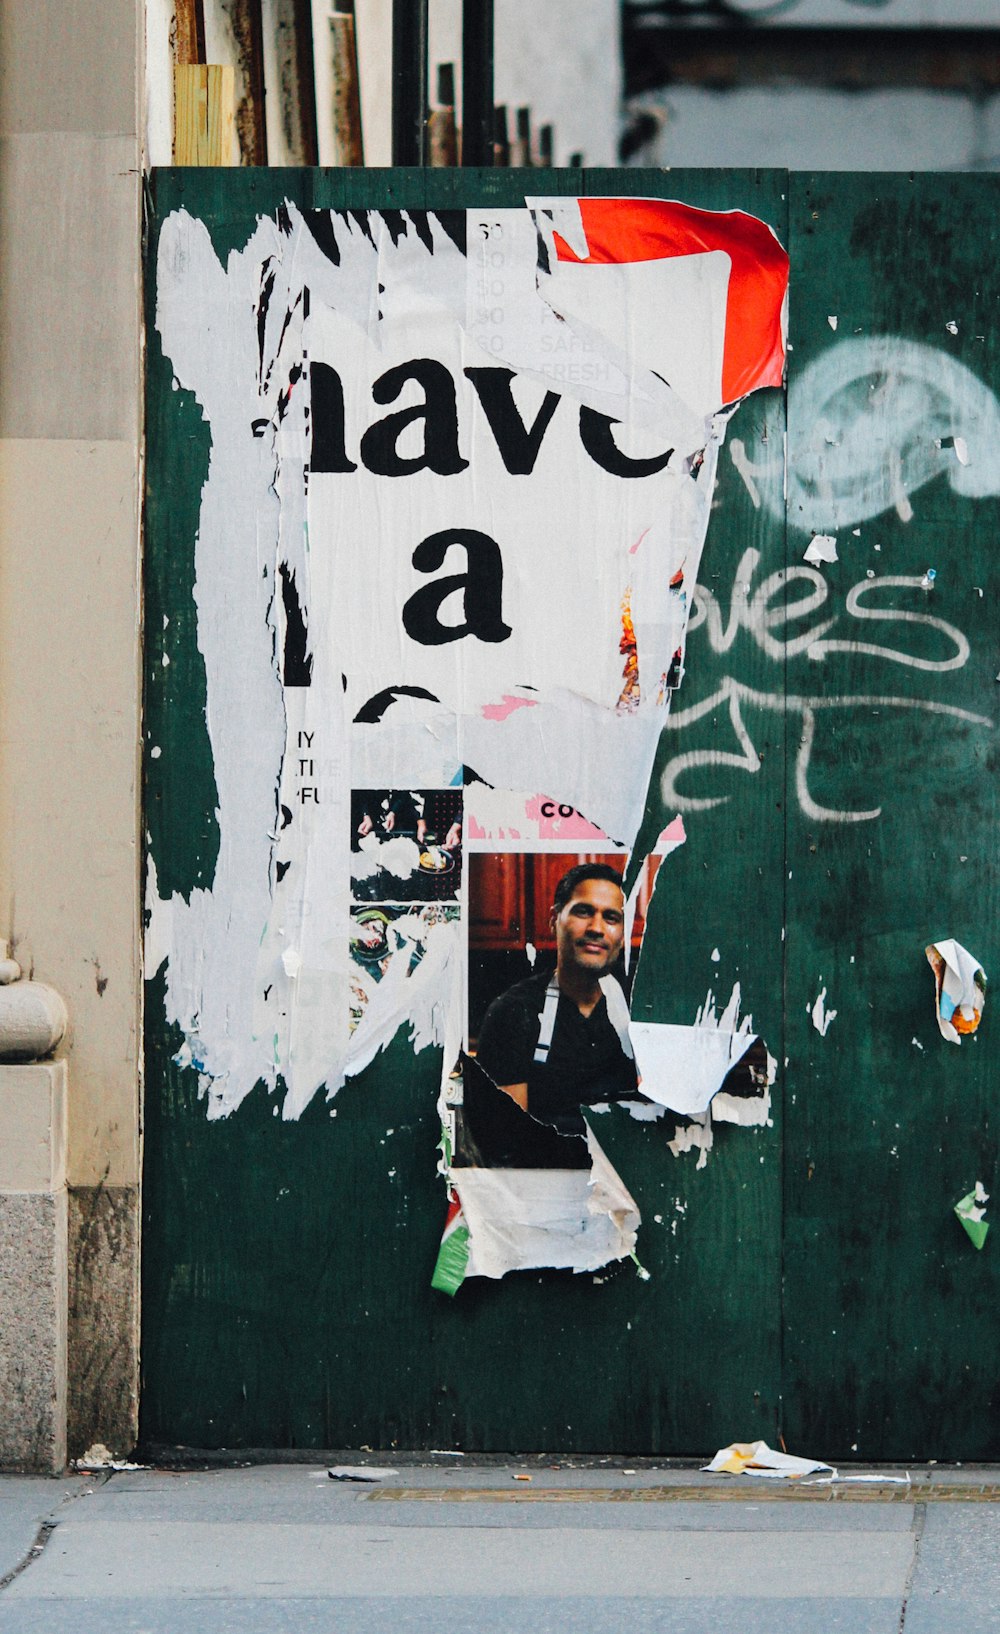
xmin=898 ymin=1498 xmax=927 ymax=1632
xmin=0 ymin=1469 xmax=113 ymax=1595
xmin=0 ymin=1521 xmax=57 ymax=1593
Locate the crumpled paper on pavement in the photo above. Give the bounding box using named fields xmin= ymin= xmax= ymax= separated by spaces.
xmin=925 ymin=939 xmax=987 ymax=1043
xmin=703 ymin=1440 xmax=832 ymax=1479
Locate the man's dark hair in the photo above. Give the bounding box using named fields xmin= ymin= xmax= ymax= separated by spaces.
xmin=551 ymin=862 xmax=625 ymax=915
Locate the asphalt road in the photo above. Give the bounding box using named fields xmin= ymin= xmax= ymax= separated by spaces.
xmin=1 ymin=1462 xmax=997 ymax=1632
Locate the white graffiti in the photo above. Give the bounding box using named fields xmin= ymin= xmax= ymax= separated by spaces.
xmin=687 ymin=546 xmax=971 ymax=673
xmin=696 ymin=336 xmax=999 ymax=820
xmin=664 ymin=523 xmax=992 ymax=822
xmin=772 ymin=337 xmax=1000 ymax=534
xmin=661 ymin=675 xmax=991 ymax=824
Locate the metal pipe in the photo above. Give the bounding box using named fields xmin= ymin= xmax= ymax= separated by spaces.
xmin=392 ymin=0 xmax=428 ymax=166
xmin=461 ymin=0 xmax=494 ymax=166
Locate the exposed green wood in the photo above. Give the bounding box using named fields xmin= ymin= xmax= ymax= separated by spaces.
xmin=143 ymin=229 xmax=217 ymax=898
xmin=782 ymin=174 xmax=1000 ymax=1461
xmin=627 ymin=374 xmax=788 ymax=1448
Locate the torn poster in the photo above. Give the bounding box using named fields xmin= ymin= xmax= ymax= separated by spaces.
xmin=630 ymin=982 xmax=773 ymax=1120
xmin=148 ymin=189 xmax=787 ymax=1282
xmin=925 ymin=940 xmax=987 ymax=1043
xmin=954 ymin=1181 xmax=989 ymax=1251
xmin=448 ymin=851 xmax=653 ymax=1289
xmin=704 ymin=1441 xmax=832 ymax=1479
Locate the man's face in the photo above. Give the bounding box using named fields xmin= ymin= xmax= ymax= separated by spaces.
xmin=554 ymin=879 xmax=626 ymax=979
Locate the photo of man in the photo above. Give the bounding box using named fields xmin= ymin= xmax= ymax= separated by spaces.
xmin=476 ymin=863 xmax=638 ymax=1137
xmin=459 ymin=858 xmax=652 ymax=1170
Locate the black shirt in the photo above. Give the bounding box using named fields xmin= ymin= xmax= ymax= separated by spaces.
xmin=476 ymin=971 xmax=639 ymax=1138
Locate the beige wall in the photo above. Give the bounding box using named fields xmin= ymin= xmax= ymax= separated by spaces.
xmin=0 ymin=0 xmax=143 ymax=1454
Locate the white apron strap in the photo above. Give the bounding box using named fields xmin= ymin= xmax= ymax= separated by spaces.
xmin=532 ymin=979 xmax=561 ymax=1065
xmin=533 ymin=976 xmax=634 ymax=1065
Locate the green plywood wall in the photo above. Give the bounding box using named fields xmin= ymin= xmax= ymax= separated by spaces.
xmin=141 ymin=169 xmax=998 ymax=1458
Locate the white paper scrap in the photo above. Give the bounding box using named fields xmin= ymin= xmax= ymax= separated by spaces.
xmin=803 ymin=534 xmax=838 ymax=565
xmin=810 ymin=986 xmax=837 ymax=1037
xmin=630 ymin=983 xmax=758 ymax=1117
xmin=451 ymin=1128 xmax=640 ymax=1280
xmin=631 ymin=1022 xmax=757 ymax=1117
xmin=704 ymin=1440 xmax=832 ymax=1478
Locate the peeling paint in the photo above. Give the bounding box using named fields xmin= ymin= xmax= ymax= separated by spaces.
xmin=811 ymin=985 xmax=838 ymax=1037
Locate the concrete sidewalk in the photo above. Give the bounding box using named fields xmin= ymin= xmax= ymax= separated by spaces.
xmin=1 ymin=1460 xmax=998 ymax=1632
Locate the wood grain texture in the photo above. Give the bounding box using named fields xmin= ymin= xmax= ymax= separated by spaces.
xmin=173 ymin=64 xmax=235 ymax=165
xmin=781 ymin=174 xmax=1000 ymax=1462
xmin=328 ymin=14 xmax=364 ymax=165
xmin=223 ymin=0 xmax=268 ymax=165
xmin=174 ymin=0 xmax=206 ymax=67
xmin=261 ymin=0 xmax=318 ymax=166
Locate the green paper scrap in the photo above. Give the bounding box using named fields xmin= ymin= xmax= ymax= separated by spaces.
xmin=954 ymin=1184 xmax=990 ymax=1251
xmin=431 ymin=1222 xmax=470 ymax=1296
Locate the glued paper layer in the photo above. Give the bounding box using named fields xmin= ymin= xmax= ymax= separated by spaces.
xmin=150 ymin=192 xmax=788 ymax=1282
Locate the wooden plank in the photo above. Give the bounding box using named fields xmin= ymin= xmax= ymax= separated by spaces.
xmin=782 ymin=173 xmax=1000 ymax=1461
xmin=511 ymin=106 xmax=531 ymax=168
xmin=622 ymin=168 xmax=788 ymax=1453
xmin=173 ymin=64 xmax=236 ymax=165
xmin=428 ymin=63 xmax=457 ymax=168
xmin=328 ymin=12 xmax=364 ymax=164
xmin=174 ymin=0 xmax=207 ymax=66
xmin=261 ymin=0 xmax=319 ymax=166
xmin=224 ymin=0 xmax=268 ymax=164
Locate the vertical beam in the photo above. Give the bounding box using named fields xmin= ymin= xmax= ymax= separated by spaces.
xmin=461 ymin=0 xmax=493 ymax=166
xmin=291 ymin=0 xmax=320 ymax=164
xmin=493 ymin=103 xmax=509 ymax=167
xmin=175 ymin=0 xmax=207 ymax=66
xmin=512 ymin=105 xmax=531 ymax=167
xmin=173 ymin=64 xmax=236 ymax=164
xmin=391 ymin=0 xmax=428 ymax=166
xmin=225 ymin=0 xmax=269 ymax=164
xmin=262 ymin=0 xmax=319 ymax=166
xmin=429 ymin=62 xmax=458 ymax=168
xmin=330 ymin=10 xmax=364 ymax=164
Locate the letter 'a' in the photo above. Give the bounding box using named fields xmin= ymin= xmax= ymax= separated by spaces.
xmin=361 ymin=360 xmax=469 ymax=476
xmin=402 ymin=529 xmax=512 ymax=646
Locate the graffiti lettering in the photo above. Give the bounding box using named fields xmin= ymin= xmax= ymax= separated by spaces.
xmin=661 ymin=677 xmax=991 ymax=825
xmin=773 ymin=337 xmax=1000 ymax=534
xmin=666 ymin=545 xmax=987 ymax=822
xmin=688 ymin=547 xmax=969 ymax=672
